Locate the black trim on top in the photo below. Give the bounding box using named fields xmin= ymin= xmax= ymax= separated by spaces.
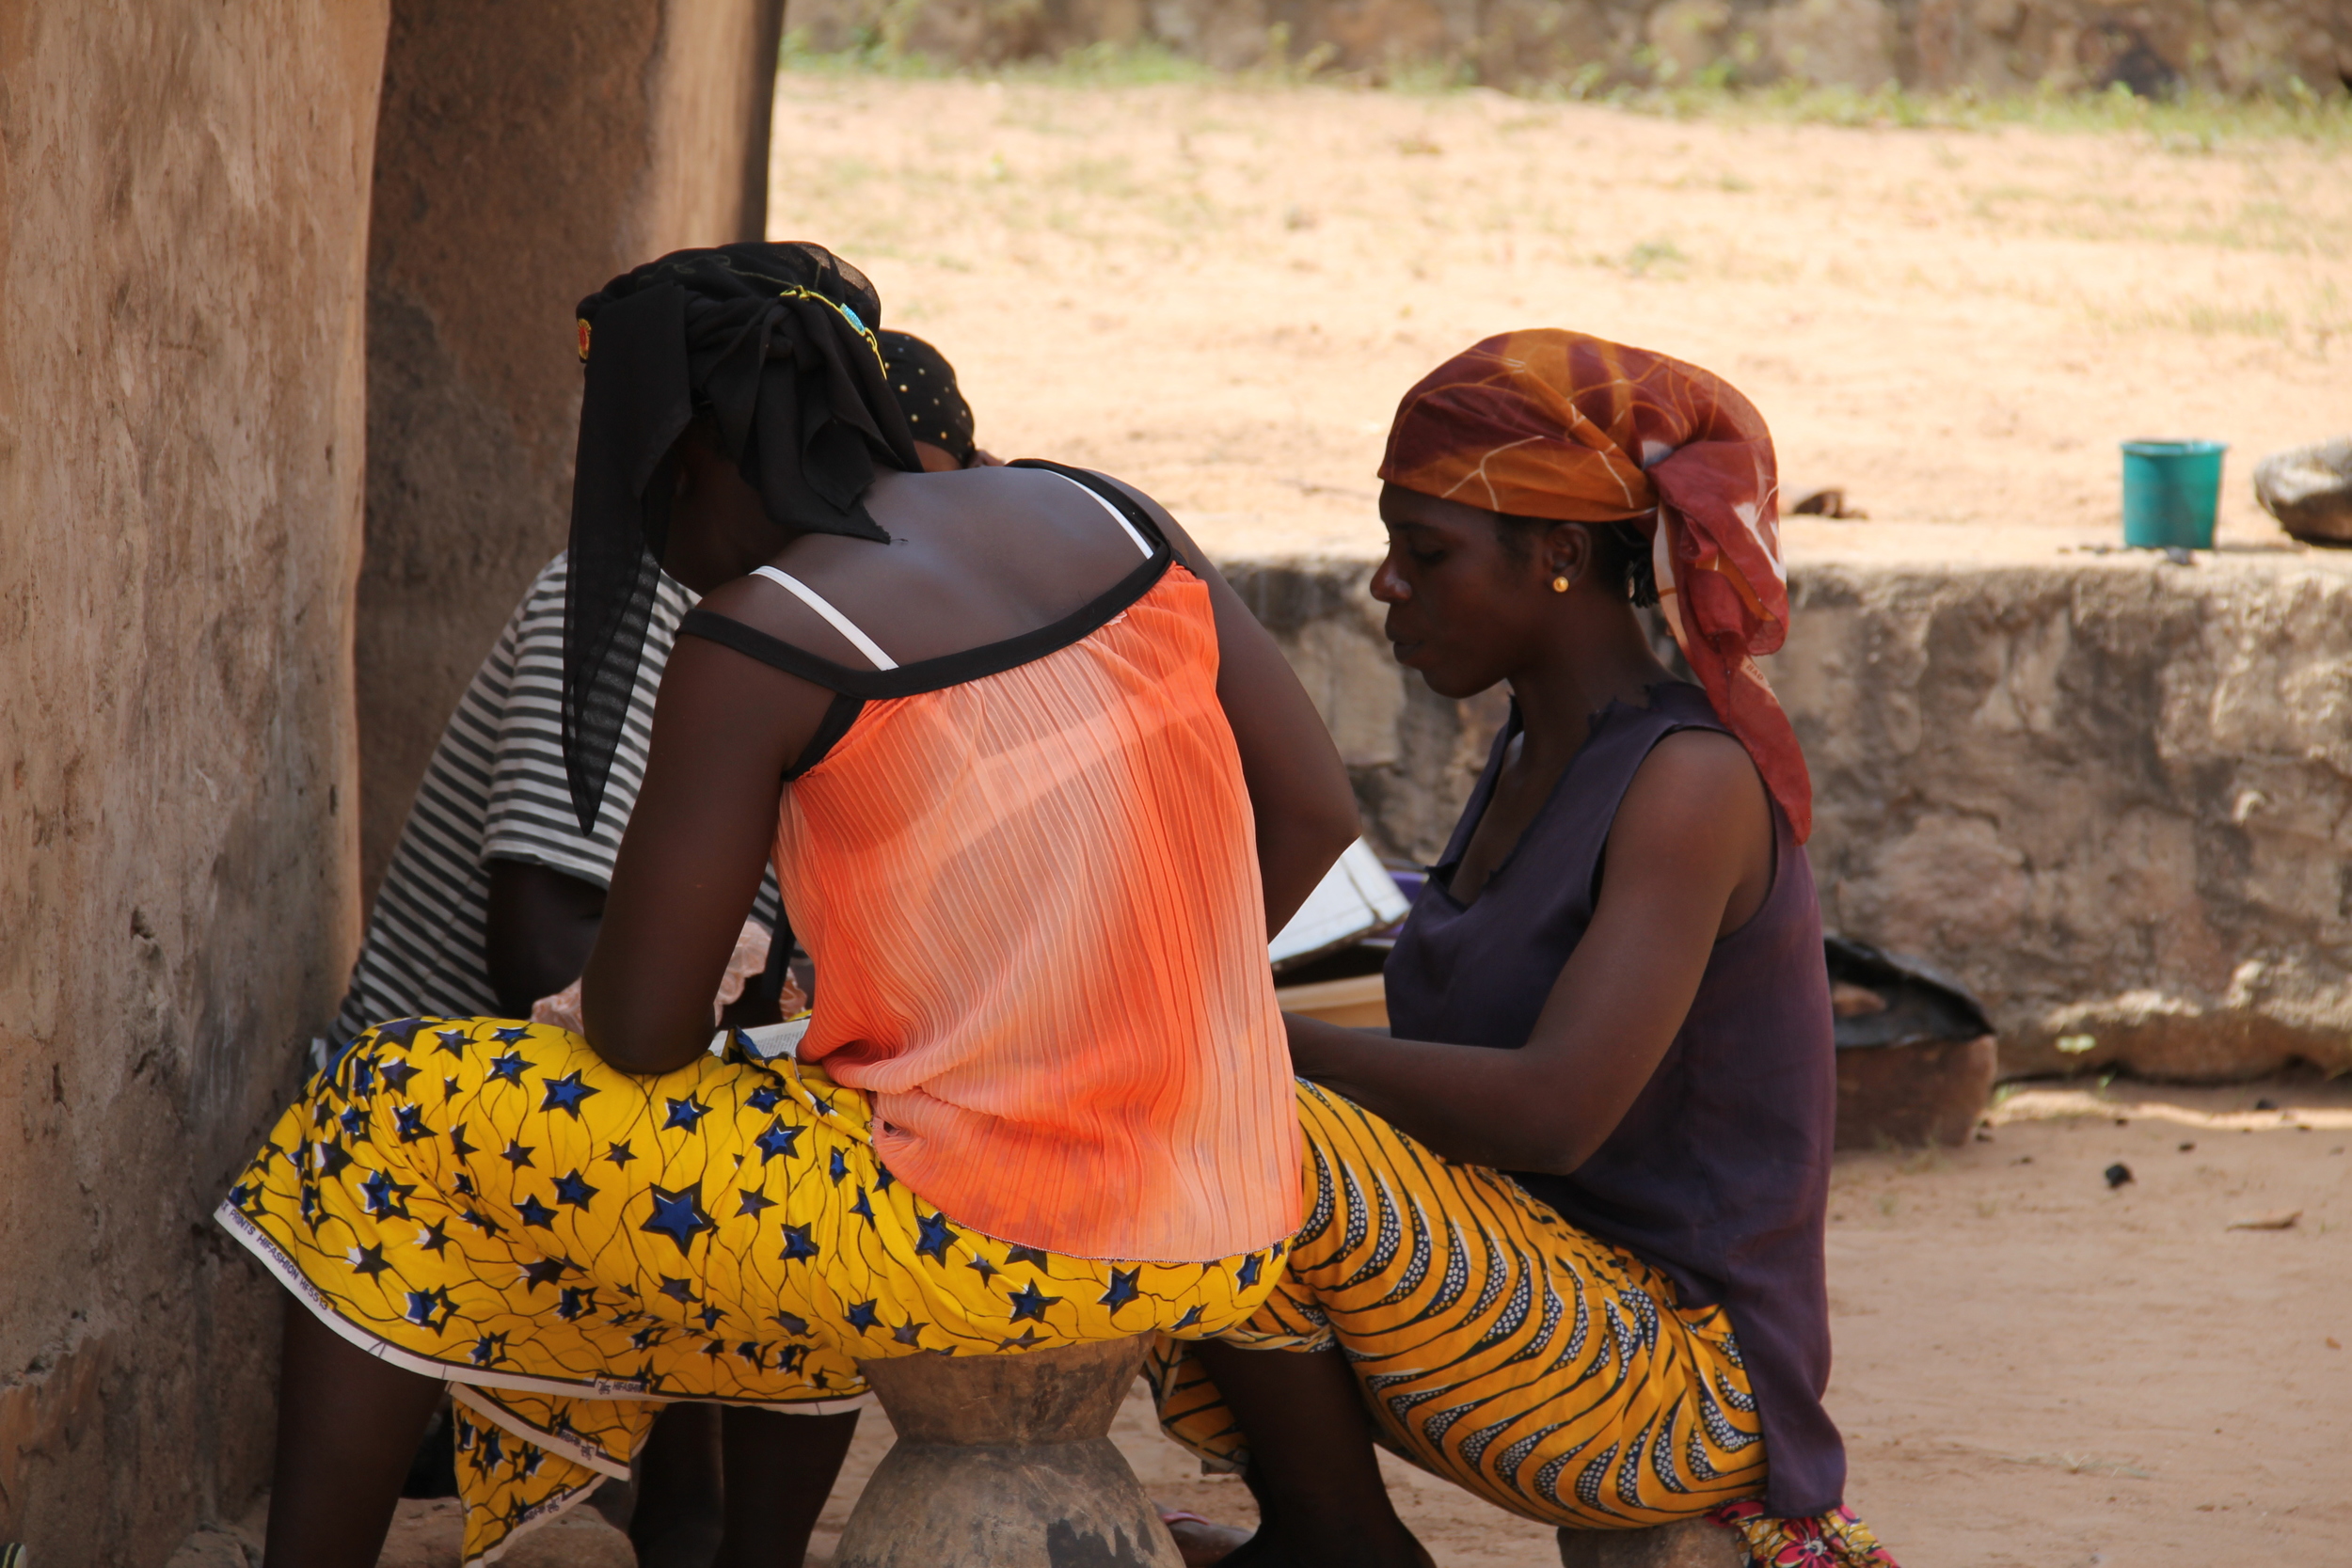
xmin=785 ymin=692 xmax=865 ymax=780
xmin=676 ymin=461 xmax=1176 ymax=701
xmin=751 ymin=909 xmax=798 ymax=1008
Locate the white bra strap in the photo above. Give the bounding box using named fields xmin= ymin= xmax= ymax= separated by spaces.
xmin=1050 ymin=471 xmax=1154 ymax=559
xmin=748 ymin=565 xmax=898 ymax=671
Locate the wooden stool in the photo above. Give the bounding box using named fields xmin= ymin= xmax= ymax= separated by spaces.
xmin=1557 ymin=1517 xmax=1747 ymax=1567
xmin=833 ymin=1337 xmax=1182 ymax=1568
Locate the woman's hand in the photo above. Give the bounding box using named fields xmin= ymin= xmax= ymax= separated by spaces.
xmin=532 ymin=919 xmax=800 ymax=1037
xmin=580 ymin=637 xmax=833 ymax=1076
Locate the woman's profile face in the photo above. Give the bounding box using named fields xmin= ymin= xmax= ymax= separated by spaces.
xmin=1371 ymin=483 xmax=1590 ymax=700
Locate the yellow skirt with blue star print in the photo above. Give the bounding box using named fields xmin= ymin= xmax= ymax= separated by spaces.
xmin=215 ymin=1018 xmax=1284 ymax=1566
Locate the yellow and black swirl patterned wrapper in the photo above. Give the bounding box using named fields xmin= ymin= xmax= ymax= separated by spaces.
xmin=217 ymin=1017 xmax=1282 ymax=1566
xmin=1152 ymin=1080 xmax=1770 ymax=1528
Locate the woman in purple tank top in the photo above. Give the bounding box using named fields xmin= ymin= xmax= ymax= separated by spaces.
xmin=1151 ymin=333 xmax=1901 ymax=1568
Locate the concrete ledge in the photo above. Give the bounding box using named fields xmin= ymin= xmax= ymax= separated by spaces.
xmin=1223 ymin=540 xmax=2352 ymax=1081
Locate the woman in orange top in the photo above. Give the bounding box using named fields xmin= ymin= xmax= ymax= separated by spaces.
xmin=220 ymin=243 xmax=1358 ymax=1568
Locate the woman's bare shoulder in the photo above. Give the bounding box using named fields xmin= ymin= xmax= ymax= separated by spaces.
xmin=1644 ymin=724 xmax=1763 ymax=784
xmin=691 ymin=465 xmax=1156 ymax=665
xmin=1613 ymin=727 xmax=1772 ymax=869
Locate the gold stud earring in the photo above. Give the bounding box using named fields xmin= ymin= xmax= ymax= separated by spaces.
xmin=1551 ymin=574 xmax=1571 ymax=594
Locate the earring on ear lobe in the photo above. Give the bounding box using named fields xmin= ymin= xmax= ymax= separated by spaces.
xmin=1551 ymin=573 xmax=1571 ymax=594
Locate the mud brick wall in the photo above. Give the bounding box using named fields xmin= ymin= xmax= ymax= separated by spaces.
xmin=792 ymin=0 xmax=2352 ymax=98
xmin=0 ymin=6 xmax=388 ymax=1560
xmin=1 ymin=4 xmax=788 ymax=1559
xmin=1224 ymin=547 xmax=2352 ymax=1082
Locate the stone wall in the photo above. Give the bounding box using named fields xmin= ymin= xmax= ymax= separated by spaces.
xmin=359 ymin=0 xmax=787 ymax=903
xmin=1780 ymin=551 xmax=2352 ymax=1080
xmin=1225 ymin=546 xmax=2352 ymax=1082
xmin=0 ymin=4 xmax=388 ymax=1562
xmin=791 ymin=0 xmax=2352 ymax=97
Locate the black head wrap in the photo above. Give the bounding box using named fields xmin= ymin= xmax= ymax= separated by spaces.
xmin=563 ymin=242 xmax=923 ymax=832
xmin=879 ymin=330 xmax=977 ymax=466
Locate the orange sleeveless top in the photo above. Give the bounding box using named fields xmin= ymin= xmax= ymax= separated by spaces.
xmin=679 ymin=467 xmax=1302 ymax=1261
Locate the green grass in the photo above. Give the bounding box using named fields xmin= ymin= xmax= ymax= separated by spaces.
xmin=2086 ymin=283 xmax=2351 ymax=344
xmin=1622 ymin=77 xmax=2352 ymax=148
xmin=784 ymin=31 xmax=1216 ymax=87
xmin=1620 ymin=236 xmax=1689 ymax=277
xmin=781 ymin=32 xmax=2352 ymax=150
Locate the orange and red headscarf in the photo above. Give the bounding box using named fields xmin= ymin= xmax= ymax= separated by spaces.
xmin=1378 ymin=330 xmax=1812 ymax=842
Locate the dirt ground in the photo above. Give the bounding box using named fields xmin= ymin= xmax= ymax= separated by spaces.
xmin=767 ymin=73 xmax=2350 ymax=563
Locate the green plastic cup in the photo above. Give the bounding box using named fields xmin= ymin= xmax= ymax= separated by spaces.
xmin=2121 ymin=439 xmax=2226 ymax=550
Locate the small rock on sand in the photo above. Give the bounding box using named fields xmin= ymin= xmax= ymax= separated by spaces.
xmin=1791 ymin=487 xmax=1867 ymax=519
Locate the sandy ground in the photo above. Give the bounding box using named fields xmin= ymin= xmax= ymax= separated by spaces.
xmin=766 ymin=74 xmax=2351 ymax=566
xmin=792 ymin=1079 xmax=2352 ymax=1568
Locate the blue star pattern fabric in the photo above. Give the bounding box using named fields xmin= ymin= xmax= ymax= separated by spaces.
xmin=215 ymin=1017 xmax=1286 ymax=1567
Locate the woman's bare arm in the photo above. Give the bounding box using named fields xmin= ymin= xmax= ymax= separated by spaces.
xmin=1285 ymin=728 xmax=1772 ymax=1173
xmin=1098 ymin=476 xmax=1361 ymax=936
xmin=579 ymin=637 xmax=832 ymax=1074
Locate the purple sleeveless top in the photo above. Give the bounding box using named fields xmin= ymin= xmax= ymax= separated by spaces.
xmin=1383 ymin=682 xmax=1843 ymax=1518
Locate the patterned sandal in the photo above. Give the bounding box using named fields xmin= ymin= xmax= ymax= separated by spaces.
xmin=1710 ymin=1501 xmax=1902 ymax=1566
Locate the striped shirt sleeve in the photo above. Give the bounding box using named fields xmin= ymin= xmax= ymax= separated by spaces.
xmin=479 ymin=561 xmax=782 ymax=916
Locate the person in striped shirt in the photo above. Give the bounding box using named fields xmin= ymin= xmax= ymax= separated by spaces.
xmin=335 ymin=330 xmax=992 ymax=1568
